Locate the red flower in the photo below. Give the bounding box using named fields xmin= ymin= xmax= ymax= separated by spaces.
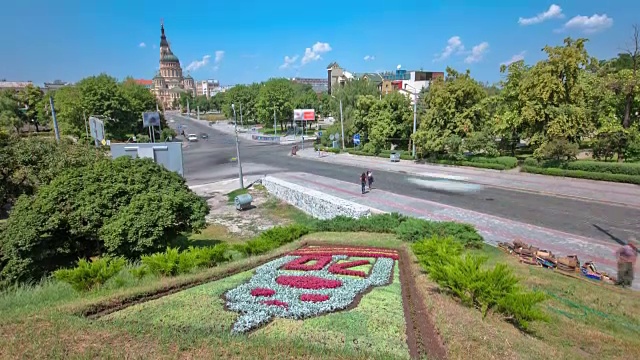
xmin=251 ymin=288 xmax=276 ymax=297
xmin=300 ymin=293 xmax=330 ymax=302
xmin=282 ymin=255 xmax=332 ymax=271
xmin=262 ymin=299 xmax=288 ymax=308
xmin=328 ymin=260 xmax=370 ymax=277
xmin=290 ymin=250 xmax=399 ymax=260
xmin=276 ymin=275 xmax=342 ymax=289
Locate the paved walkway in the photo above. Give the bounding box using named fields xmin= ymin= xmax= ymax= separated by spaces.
xmin=295 ymin=148 xmax=640 ymax=208
xmin=270 ymin=171 xmax=638 ymax=290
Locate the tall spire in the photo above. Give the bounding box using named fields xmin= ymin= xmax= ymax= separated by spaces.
xmin=160 ymin=19 xmax=169 ymax=48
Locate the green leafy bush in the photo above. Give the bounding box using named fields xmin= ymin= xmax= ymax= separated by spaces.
xmin=53 ymin=256 xmax=126 ymax=292
xmin=565 ymin=161 xmax=640 ymax=176
xmin=395 ymin=218 xmax=483 ymax=248
xmin=0 ymin=156 xmax=209 ymax=285
xmin=412 ymin=237 xmax=547 ymax=330
xmin=140 ymin=245 xmax=229 ymax=277
xmin=312 ymin=213 xmax=408 ymax=233
xmin=235 ymin=224 xmax=310 ymax=256
xmin=521 ymin=165 xmax=640 ymax=185
xmin=534 ymin=138 xmax=579 ymax=161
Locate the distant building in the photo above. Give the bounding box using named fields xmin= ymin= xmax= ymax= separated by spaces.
xmin=291 ymin=77 xmax=328 ymax=93
xmin=151 ymin=21 xmax=196 ymax=109
xmin=0 ymin=80 xmax=33 ymax=92
xmin=326 ymin=62 xmax=353 ymax=95
xmin=196 ymin=79 xmax=220 ymax=98
xmin=43 ymin=80 xmax=71 ymax=93
xmin=134 ymin=79 xmax=153 ymax=89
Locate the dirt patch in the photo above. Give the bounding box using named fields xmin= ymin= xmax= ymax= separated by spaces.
xmin=398 ymin=246 xmax=448 ymax=360
xmin=204 ymin=188 xmax=291 ymax=237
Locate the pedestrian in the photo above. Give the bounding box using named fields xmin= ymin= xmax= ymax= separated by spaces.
xmin=615 ymin=237 xmax=638 ymax=287
xmin=367 ymin=170 xmax=374 ymax=191
xmin=360 ymin=172 xmax=367 ymax=194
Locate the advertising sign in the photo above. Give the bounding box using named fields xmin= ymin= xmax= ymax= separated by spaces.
xmin=142 ymin=112 xmax=161 ymax=127
xmin=293 ymin=109 xmax=315 ymax=121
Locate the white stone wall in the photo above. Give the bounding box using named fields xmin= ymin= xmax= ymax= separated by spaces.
xmin=261 ymin=176 xmax=371 ymax=220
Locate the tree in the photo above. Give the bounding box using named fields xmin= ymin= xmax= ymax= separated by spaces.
xmin=178 ymin=90 xmax=194 ymax=110
xmin=53 ymin=85 xmax=85 ymax=137
xmin=120 ymin=78 xmax=159 ymax=135
xmin=414 ymin=67 xmax=487 ymax=156
xmin=0 ymin=156 xmax=208 ymax=285
xmin=19 ymin=84 xmax=44 ymax=132
xmin=210 ymin=92 xmax=225 ymax=112
xmin=256 ymin=78 xmax=295 ymax=130
xmin=354 ymin=92 xmax=413 ymax=151
xmin=620 ymin=25 xmax=638 ymax=129
xmin=493 ymin=60 xmax=529 ymax=155
xmin=0 ymin=90 xmax=24 ymax=133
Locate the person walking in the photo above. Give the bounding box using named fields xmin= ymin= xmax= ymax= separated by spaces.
xmin=360 ymin=172 xmax=367 ymax=194
xmin=615 ymin=237 xmax=638 ymax=287
xmin=367 ymin=170 xmax=374 ymax=191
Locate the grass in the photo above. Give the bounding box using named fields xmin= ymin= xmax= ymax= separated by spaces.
xmin=414 ymin=244 xmax=640 ymax=360
xmin=1 ymin=231 xmax=638 ymax=359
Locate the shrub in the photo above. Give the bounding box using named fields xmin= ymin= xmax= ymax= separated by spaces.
xmin=140 ymin=245 xmax=229 ymax=277
xmin=520 ymin=166 xmax=640 ymax=185
xmin=395 ymin=218 xmax=483 ymax=248
xmin=53 ymin=257 xmax=126 ymax=292
xmin=312 ymin=213 xmax=408 ymax=234
xmin=534 ymin=138 xmax=579 ymax=161
xmin=412 ymin=237 xmax=547 ymax=330
xmin=468 ymin=156 xmax=518 ymax=169
xmin=0 ymin=156 xmax=209 ymax=285
xmin=564 ymin=161 xmax=640 ymax=176
xmin=236 ymin=224 xmax=310 ymax=256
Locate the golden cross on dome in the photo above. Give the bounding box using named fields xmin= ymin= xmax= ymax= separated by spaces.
xmin=160 ymin=18 xmax=164 ymax=26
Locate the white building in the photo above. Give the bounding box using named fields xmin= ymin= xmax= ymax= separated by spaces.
xmin=196 ymin=79 xmax=220 ymax=98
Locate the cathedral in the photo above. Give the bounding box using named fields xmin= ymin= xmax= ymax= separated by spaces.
xmin=152 ymin=22 xmax=196 ymax=109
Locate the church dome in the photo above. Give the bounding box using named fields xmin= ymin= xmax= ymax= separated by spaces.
xmin=161 ymin=53 xmax=180 ymax=63
xmin=184 ymin=74 xmax=193 ymax=80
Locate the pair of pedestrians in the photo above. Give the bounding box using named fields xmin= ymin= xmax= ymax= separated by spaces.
xmin=360 ymin=170 xmax=374 ymax=194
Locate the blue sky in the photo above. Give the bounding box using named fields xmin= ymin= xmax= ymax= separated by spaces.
xmin=1 ymin=1 xmax=637 ymax=86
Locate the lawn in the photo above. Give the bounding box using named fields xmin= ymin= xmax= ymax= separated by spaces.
xmin=0 ymin=232 xmax=638 ymax=359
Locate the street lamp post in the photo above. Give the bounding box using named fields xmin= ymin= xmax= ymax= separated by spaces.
xmin=231 ymin=104 xmax=244 ymax=189
xmin=240 ymin=103 xmax=243 ymax=128
xmin=404 ymin=84 xmax=418 ymax=158
xmin=273 ymin=108 xmax=277 ymax=136
xmin=331 ymin=95 xmax=345 ymax=150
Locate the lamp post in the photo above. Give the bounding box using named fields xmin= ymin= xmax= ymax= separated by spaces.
xmin=404 ymin=84 xmax=418 ymax=158
xmin=331 ymin=95 xmax=345 ymax=150
xmin=273 ymin=107 xmax=277 ymax=136
xmin=231 ymin=104 xmax=244 ymax=189
xmin=240 ymin=103 xmax=243 ymax=128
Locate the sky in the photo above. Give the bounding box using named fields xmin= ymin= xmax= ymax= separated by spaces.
xmin=1 ymin=1 xmax=638 ymax=86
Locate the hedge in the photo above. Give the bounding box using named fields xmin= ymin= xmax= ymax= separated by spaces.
xmin=427 ymin=156 xmax=518 ymax=170
xmin=346 ymin=149 xmax=414 ymax=160
xmin=520 ymin=165 xmax=640 ymax=185
xmin=523 ymin=158 xmax=640 ymax=176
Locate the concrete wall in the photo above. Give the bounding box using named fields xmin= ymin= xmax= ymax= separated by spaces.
xmin=262 ymin=176 xmax=371 ymax=220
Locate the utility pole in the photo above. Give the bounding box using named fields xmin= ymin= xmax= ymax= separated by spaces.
xmin=240 ymin=103 xmax=243 ymax=128
xmin=273 ymin=107 xmax=277 ymax=136
xmin=404 ymin=84 xmax=418 ymax=158
xmin=232 ymin=104 xmax=244 ymax=189
xmin=48 ymin=96 xmax=60 ymax=143
xmin=339 ymin=98 xmax=345 ymax=150
xmin=187 ymin=98 xmax=190 ymax=118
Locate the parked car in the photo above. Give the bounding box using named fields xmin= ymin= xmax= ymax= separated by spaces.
xmin=187 ymin=134 xmax=198 ymax=142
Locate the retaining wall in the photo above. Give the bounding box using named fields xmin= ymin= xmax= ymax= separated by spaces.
xmin=261 ymin=176 xmax=371 ymax=220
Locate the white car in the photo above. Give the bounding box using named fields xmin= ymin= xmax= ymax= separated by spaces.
xmin=187 ymin=134 xmax=198 ymax=142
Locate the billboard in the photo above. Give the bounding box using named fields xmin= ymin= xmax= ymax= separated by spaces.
xmin=88 ymin=117 xmax=105 ymax=142
xmin=110 ymin=142 xmax=184 ymax=176
xmin=293 ymin=109 xmax=315 ymax=121
xmin=142 ymin=112 xmax=161 ymax=127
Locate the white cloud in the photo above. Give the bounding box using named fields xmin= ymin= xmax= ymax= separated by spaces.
xmin=364 ymin=55 xmax=375 ymax=61
xmin=500 ymin=51 xmax=526 ymax=66
xmin=434 ymin=36 xmax=464 ymax=61
xmin=215 ymin=50 xmax=225 ymax=63
xmin=464 ymin=42 xmax=489 ymax=64
xmin=559 ymin=14 xmax=613 ymax=34
xmin=279 ymin=55 xmax=299 ymax=69
xmin=518 ymin=4 xmax=564 ymax=26
xmin=301 ymin=42 xmax=332 ymax=65
xmin=186 ymin=55 xmax=211 ymax=72
xmin=139 ymin=42 xmax=146 ymax=48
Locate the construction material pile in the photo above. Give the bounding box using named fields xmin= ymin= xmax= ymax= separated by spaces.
xmin=497 ymin=240 xmax=616 ymax=284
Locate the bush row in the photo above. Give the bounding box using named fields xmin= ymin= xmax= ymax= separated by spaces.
xmin=52 ymin=214 xmax=485 ymax=291
xmin=428 ymin=156 xmax=518 ymax=170
xmin=523 ymin=158 xmax=640 ymax=176
xmin=314 ymin=145 xmax=341 ymax=154
xmin=412 ymin=236 xmax=548 ymax=330
xmin=520 ymin=165 xmax=640 ymax=185
xmin=346 ymin=149 xmax=415 ymax=161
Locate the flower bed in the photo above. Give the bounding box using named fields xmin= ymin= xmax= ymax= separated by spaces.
xmin=224 ymin=246 xmax=398 ymax=333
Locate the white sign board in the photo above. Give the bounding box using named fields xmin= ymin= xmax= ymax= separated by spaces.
xmin=293 ymin=109 xmax=315 ymax=121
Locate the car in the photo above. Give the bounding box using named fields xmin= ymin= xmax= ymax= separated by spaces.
xmin=200 ymin=133 xmax=209 ymax=139
xmin=187 ymin=134 xmax=198 ymax=142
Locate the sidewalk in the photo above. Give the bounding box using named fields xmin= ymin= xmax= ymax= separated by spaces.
xmin=270 ymin=171 xmax=638 ymax=290
xmin=295 ymin=148 xmax=640 ymax=208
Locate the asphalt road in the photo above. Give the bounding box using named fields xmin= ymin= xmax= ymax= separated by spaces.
xmin=167 ymin=114 xmax=640 ymax=246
